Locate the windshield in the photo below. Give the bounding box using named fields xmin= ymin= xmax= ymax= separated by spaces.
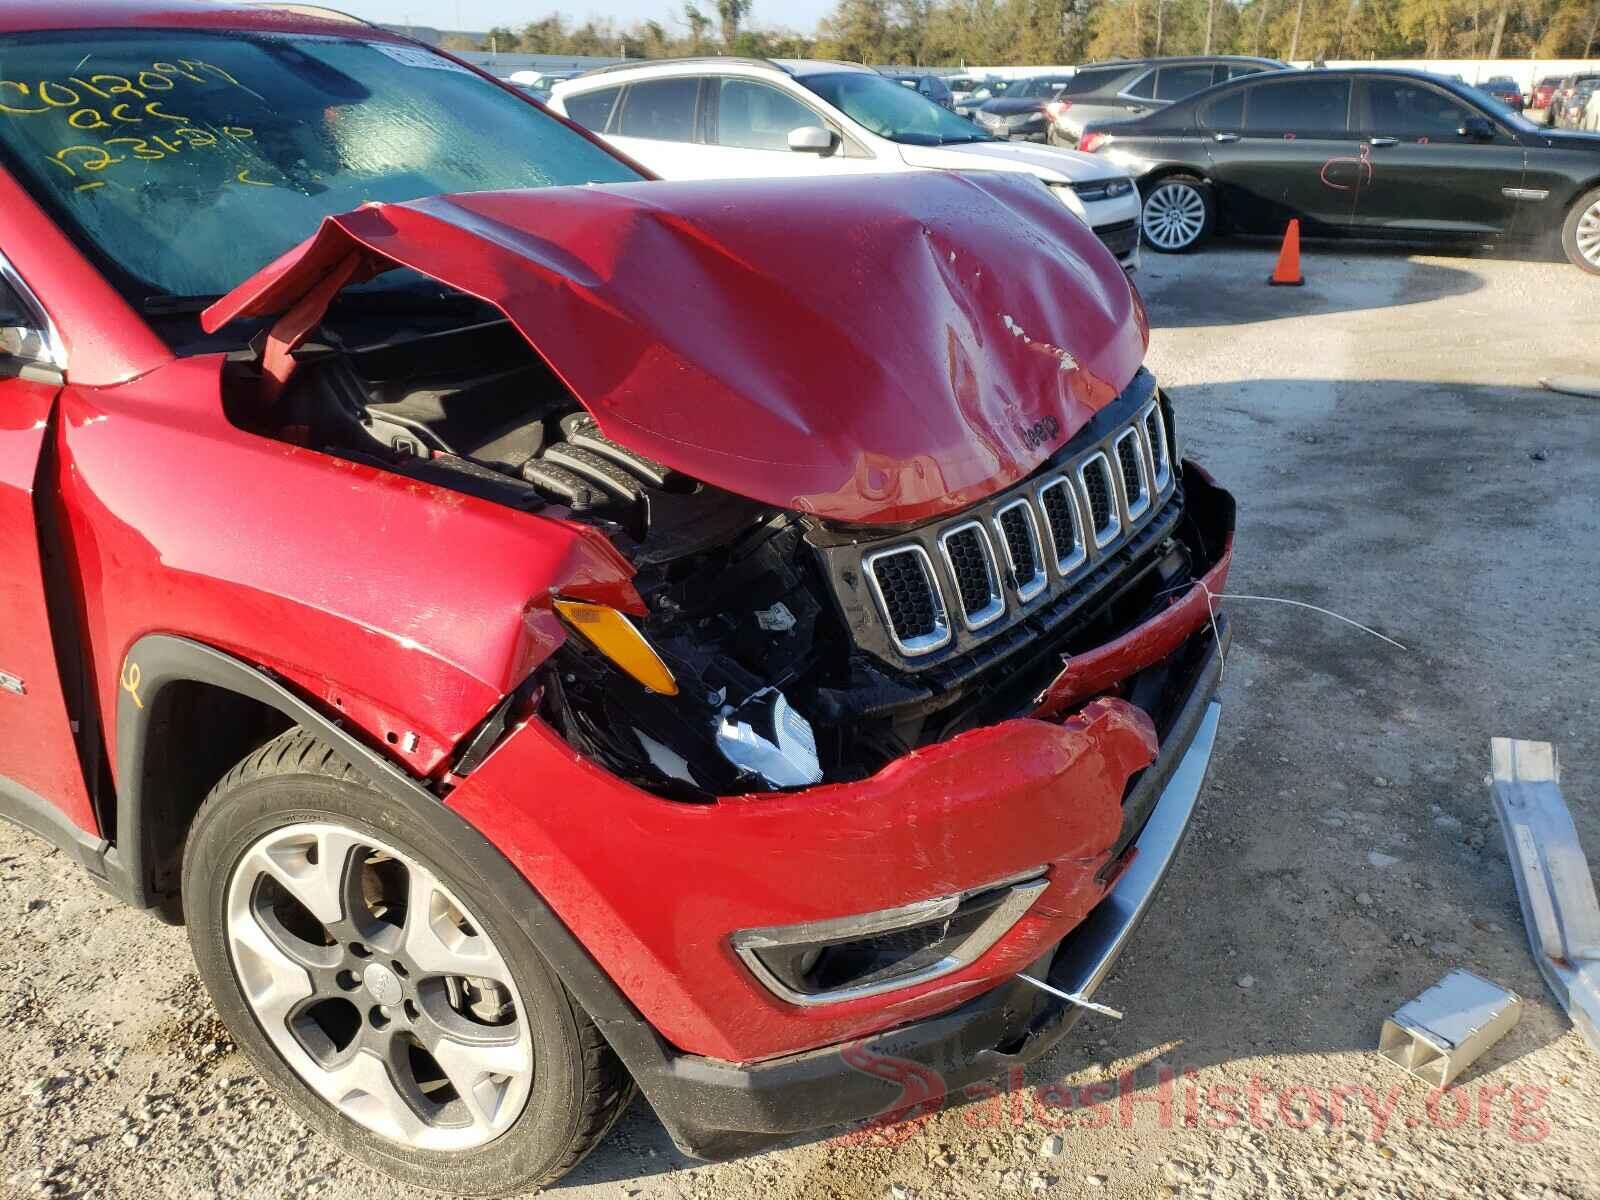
xmin=798 ymin=71 xmax=991 ymax=145
xmin=1009 ymin=77 xmax=1072 ymax=100
xmin=0 ymin=29 xmax=639 ymax=305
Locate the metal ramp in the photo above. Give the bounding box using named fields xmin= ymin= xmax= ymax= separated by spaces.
xmin=1488 ymin=738 xmax=1600 ymax=1054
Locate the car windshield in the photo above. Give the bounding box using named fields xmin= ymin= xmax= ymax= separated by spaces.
xmin=1009 ymin=77 xmax=1071 ymax=99
xmin=798 ymin=71 xmax=991 ymax=145
xmin=0 ymin=28 xmax=639 ymax=306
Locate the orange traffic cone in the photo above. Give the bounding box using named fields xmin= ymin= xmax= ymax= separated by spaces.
xmin=1268 ymin=219 xmax=1304 ymax=286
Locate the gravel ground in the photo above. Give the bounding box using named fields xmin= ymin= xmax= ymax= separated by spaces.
xmin=3 ymin=242 xmax=1599 ymax=1200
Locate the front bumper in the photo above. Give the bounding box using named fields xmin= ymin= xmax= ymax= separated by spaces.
xmin=636 ymin=621 xmax=1226 ymax=1158
xmin=446 ymin=469 xmax=1234 ymax=1135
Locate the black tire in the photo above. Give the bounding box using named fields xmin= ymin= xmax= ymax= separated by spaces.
xmin=181 ymin=729 xmax=635 ymax=1196
xmin=1562 ymin=185 xmax=1600 ymax=274
xmin=1140 ymin=174 xmax=1217 ymax=253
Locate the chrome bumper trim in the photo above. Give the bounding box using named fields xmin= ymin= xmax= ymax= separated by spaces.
xmin=1049 ymin=700 xmax=1221 ymax=1001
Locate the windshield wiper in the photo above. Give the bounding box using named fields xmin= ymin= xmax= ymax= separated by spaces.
xmin=142 ymin=294 xmax=223 ymax=316
xmin=329 ymin=287 xmax=486 ymax=316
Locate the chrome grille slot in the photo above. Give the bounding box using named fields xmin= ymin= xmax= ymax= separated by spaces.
xmin=864 ymin=546 xmax=950 ymax=656
xmin=938 ymin=522 xmax=1005 ymax=630
xmin=1114 ymin=428 xmax=1150 ymax=521
xmin=812 ymin=370 xmax=1176 ymax=670
xmin=1078 ymin=452 xmax=1121 ymax=547
xmin=1143 ymin=402 xmax=1172 ymax=493
xmin=993 ymin=499 xmax=1047 ymax=604
xmin=1037 ymin=478 xmax=1087 ymax=577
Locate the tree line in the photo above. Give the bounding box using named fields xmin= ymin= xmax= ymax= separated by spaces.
xmin=473 ymin=0 xmax=1600 ymax=66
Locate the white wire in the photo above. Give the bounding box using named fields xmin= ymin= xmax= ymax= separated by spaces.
xmin=1159 ymin=579 xmax=1409 ymax=682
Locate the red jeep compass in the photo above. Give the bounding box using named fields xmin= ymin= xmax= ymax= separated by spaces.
xmin=0 ymin=3 xmax=1235 ymax=1192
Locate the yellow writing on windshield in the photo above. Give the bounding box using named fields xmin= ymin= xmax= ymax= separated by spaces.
xmin=46 ymin=126 xmax=255 ymax=178
xmin=3 ymin=57 xmax=268 ymax=189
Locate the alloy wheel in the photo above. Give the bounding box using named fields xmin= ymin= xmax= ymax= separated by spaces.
xmin=1142 ymin=182 xmax=1207 ymax=250
xmin=224 ymin=822 xmax=534 ymax=1151
xmin=1576 ymin=199 xmax=1600 ymax=268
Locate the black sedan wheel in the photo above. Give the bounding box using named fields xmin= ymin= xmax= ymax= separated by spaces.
xmin=1563 ymin=186 xmax=1600 ymax=274
xmin=1141 ymin=176 xmax=1216 ymax=253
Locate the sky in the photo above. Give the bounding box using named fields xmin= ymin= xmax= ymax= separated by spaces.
xmin=330 ymin=0 xmax=834 ymax=35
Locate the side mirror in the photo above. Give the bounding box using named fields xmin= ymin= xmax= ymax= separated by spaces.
xmin=788 ymin=125 xmax=837 ymax=155
xmin=1458 ymin=116 xmax=1495 ymax=140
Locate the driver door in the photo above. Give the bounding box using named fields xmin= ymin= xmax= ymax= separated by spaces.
xmin=1352 ymin=77 xmax=1525 ymax=236
xmin=0 ymin=269 xmax=98 ymax=837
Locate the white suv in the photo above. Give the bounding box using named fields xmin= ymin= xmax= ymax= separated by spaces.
xmin=550 ymin=58 xmax=1142 ymax=268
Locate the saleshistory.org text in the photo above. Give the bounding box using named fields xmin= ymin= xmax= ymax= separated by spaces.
xmin=835 ymin=1045 xmax=1554 ymax=1148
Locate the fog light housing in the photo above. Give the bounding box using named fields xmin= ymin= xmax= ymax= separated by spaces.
xmin=730 ymin=871 xmax=1048 ymax=1006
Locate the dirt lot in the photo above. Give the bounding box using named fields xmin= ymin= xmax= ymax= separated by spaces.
xmin=3 ymin=243 xmax=1598 ymax=1200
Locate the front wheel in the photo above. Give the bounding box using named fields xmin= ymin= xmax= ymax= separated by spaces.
xmin=1561 ymin=186 xmax=1600 ymax=274
xmin=182 ymin=730 xmax=635 ymax=1195
xmin=1141 ymin=175 xmax=1216 ymax=253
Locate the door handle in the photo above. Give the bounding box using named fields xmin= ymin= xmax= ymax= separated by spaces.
xmin=1212 ymin=132 xmax=1240 ymax=143
xmin=1368 ymin=136 xmax=1398 ymax=147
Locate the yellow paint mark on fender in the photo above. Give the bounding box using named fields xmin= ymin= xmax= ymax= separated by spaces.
xmin=121 ymin=661 xmax=144 ymax=710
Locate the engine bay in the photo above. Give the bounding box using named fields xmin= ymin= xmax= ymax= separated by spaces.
xmin=239 ymin=316 xmax=1225 ymax=801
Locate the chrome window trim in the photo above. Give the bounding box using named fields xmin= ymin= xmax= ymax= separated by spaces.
xmin=1140 ymin=399 xmax=1173 ymax=494
xmin=992 ymin=498 xmax=1049 ymax=605
xmin=1115 ymin=67 xmax=1159 ymax=104
xmin=1077 ymin=452 xmax=1123 ymax=549
xmin=0 ymin=249 xmax=65 ymax=371
xmin=1114 ymin=427 xmax=1152 ymax=522
xmin=863 ymin=544 xmax=951 ymax=656
xmin=730 ymin=870 xmax=1049 ymax=1007
xmin=938 ymin=520 xmax=1006 ymax=631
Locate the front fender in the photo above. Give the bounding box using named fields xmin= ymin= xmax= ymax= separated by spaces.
xmin=57 ymin=355 xmax=638 ymax=781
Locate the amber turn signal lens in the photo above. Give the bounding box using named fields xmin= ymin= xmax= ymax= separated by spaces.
xmin=552 ymin=600 xmax=678 ymax=696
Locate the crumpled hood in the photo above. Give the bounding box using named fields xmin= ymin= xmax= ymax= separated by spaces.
xmin=205 ymin=171 xmax=1147 ymax=526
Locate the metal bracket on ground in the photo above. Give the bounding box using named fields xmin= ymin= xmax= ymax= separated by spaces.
xmin=1378 ymin=969 xmax=1522 ymax=1087
xmin=1487 ymin=738 xmax=1600 ymax=1056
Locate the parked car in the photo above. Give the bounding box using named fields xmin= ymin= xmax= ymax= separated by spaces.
xmin=1478 ymin=76 xmax=1525 ymax=111
xmin=954 ymin=76 xmax=1011 ymax=118
xmin=1 ymin=2 xmax=1234 ymax=1193
xmin=552 ymin=59 xmax=1144 ymax=267
xmin=881 ymin=69 xmax=955 ymax=110
xmin=1043 ymin=56 xmax=1288 ymax=147
xmin=947 ymin=72 xmax=998 ymax=103
xmin=1551 ymin=73 xmax=1600 ymax=128
xmin=973 ymin=73 xmax=1080 ymax=142
xmin=1078 ymin=67 xmax=1600 ymax=272
xmin=1529 ymin=73 xmax=1564 ymax=120
xmin=1558 ymin=79 xmax=1600 ymax=130
xmin=507 ymin=66 xmax=584 ymax=104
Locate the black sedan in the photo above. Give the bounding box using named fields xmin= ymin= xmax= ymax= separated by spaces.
xmin=1078 ymin=68 xmax=1600 ymax=272
xmin=974 ymin=74 xmax=1076 ymax=142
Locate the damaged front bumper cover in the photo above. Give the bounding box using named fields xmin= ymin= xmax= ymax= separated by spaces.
xmin=440 ymin=471 xmax=1235 ymax=1154
xmin=641 ymin=620 xmax=1226 ymax=1158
